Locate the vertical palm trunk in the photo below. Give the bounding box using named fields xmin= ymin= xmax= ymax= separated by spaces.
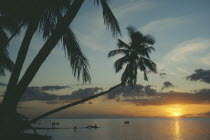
xmin=2 ymin=21 xmax=38 ymax=114
xmin=3 ymin=0 xmax=85 ymax=113
xmin=26 ymin=83 xmax=122 ymax=126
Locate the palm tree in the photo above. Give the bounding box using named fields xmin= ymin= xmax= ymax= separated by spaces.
xmin=2 ymin=0 xmax=121 ymax=114
xmin=0 ymin=0 xmax=121 ymax=135
xmin=1 ymin=0 xmax=87 ymax=113
xmin=108 ymin=26 xmax=157 ymax=86
xmin=26 ymin=26 xmax=157 ymax=126
xmin=1 ymin=0 xmax=72 ymax=106
xmin=0 ymin=28 xmax=14 ymax=76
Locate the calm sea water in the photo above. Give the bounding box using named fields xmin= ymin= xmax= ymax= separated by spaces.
xmin=27 ymin=118 xmax=210 ymax=140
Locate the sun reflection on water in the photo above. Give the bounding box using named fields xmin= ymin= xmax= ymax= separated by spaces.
xmin=175 ymin=118 xmax=181 ymax=140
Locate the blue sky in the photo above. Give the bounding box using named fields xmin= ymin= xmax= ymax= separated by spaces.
xmin=0 ymin=0 xmax=210 ymax=118
xmin=1 ymin=0 xmax=210 ymax=92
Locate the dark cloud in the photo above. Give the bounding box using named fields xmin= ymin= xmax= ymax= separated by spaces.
xmin=59 ymin=87 xmax=103 ymax=101
xmin=21 ymin=87 xmax=102 ymax=103
xmin=31 ymin=85 xmax=71 ymax=91
xmin=199 ymin=112 xmax=210 ymax=117
xmin=186 ymin=69 xmax=210 ymax=84
xmin=144 ymin=85 xmax=157 ymax=96
xmin=0 ymin=82 xmax=7 ymax=87
xmin=123 ymin=89 xmax=210 ymax=106
xmin=21 ymin=87 xmax=58 ymax=101
xmin=181 ymin=111 xmax=210 ymax=118
xmin=159 ymin=73 xmax=166 ymax=76
xmin=107 ymin=84 xmax=157 ymax=99
xmin=105 ymin=83 xmax=210 ymax=106
xmin=161 ymin=81 xmax=174 ymax=90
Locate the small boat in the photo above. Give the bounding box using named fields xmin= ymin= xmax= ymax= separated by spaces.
xmin=124 ymin=121 xmax=129 ymax=124
xmin=85 ymin=125 xmax=100 ymax=128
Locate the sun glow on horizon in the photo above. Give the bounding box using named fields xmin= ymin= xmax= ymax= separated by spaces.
xmin=174 ymin=113 xmax=180 ymax=117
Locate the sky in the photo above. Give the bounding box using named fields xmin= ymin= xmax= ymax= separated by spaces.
xmin=0 ymin=0 xmax=210 ymax=118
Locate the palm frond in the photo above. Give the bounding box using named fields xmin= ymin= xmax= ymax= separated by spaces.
xmin=137 ymin=59 xmax=146 ymax=72
xmin=127 ymin=26 xmax=144 ymax=45
xmin=138 ymin=46 xmax=155 ymax=58
xmin=140 ymin=57 xmax=157 ymax=73
xmin=126 ymin=26 xmax=136 ymax=41
xmin=62 ymin=27 xmax=91 ymax=83
xmin=0 ymin=27 xmax=9 ymax=47
xmin=99 ymin=0 xmax=121 ymax=37
xmin=144 ymin=72 xmax=148 ymax=81
xmin=117 ymin=39 xmax=129 ymax=49
xmin=142 ymin=34 xmax=155 ymax=45
xmin=0 ymin=41 xmax=14 ymax=76
xmin=108 ymin=48 xmax=129 ymax=57
xmin=114 ymin=56 xmax=128 ymax=73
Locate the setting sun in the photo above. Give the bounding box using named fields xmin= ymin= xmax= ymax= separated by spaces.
xmin=174 ymin=113 xmax=180 ymax=117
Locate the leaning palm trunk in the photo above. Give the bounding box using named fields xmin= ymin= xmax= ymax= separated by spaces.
xmin=2 ymin=21 xmax=39 ymax=113
xmin=2 ymin=0 xmax=85 ymax=113
xmin=24 ymin=83 xmax=122 ymax=127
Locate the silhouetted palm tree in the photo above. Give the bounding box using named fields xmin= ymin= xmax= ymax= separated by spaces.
xmin=108 ymin=26 xmax=157 ymax=86
xmin=1 ymin=0 xmax=71 ymax=102
xmin=27 ymin=26 xmax=156 ymax=126
xmin=1 ymin=0 xmax=120 ymax=136
xmin=1 ymin=0 xmax=91 ymax=113
xmin=0 ymin=29 xmax=14 ymax=76
xmin=2 ymin=0 xmax=121 ymax=114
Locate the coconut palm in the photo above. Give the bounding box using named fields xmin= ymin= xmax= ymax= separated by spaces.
xmin=27 ymin=26 xmax=157 ymax=126
xmin=108 ymin=26 xmax=157 ymax=86
xmin=3 ymin=0 xmax=120 ymax=113
xmin=1 ymin=0 xmax=72 ymax=103
xmin=0 ymin=29 xmax=14 ymax=76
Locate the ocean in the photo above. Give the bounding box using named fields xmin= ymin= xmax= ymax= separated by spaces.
xmin=26 ymin=118 xmax=210 ymax=140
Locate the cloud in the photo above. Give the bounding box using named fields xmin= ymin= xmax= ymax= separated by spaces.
xmin=105 ymin=84 xmax=210 ymax=106
xmin=20 ymin=87 xmax=102 ymax=103
xmin=30 ymin=85 xmax=71 ymax=91
xmin=159 ymin=73 xmax=166 ymax=76
xmin=113 ymin=0 xmax=154 ymax=18
xmin=124 ymin=89 xmax=210 ymax=106
xmin=144 ymin=85 xmax=157 ymax=96
xmin=0 ymin=85 xmax=70 ymax=91
xmin=201 ymin=54 xmax=210 ymax=66
xmin=140 ymin=17 xmax=188 ymax=33
xmin=0 ymin=82 xmax=7 ymax=87
xmin=161 ymin=81 xmax=174 ymax=90
xmin=165 ymin=38 xmax=210 ymax=63
xmin=107 ymin=84 xmax=157 ymax=99
xmin=62 ymin=87 xmax=103 ymax=101
xmin=199 ymin=112 xmax=210 ymax=117
xmin=186 ymin=69 xmax=210 ymax=84
xmin=181 ymin=111 xmax=210 ymax=118
xmin=159 ymin=38 xmax=210 ymax=73
xmin=21 ymin=87 xmax=58 ymax=102
xmin=176 ymin=67 xmax=191 ymax=75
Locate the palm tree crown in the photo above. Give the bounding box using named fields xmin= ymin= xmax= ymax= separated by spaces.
xmin=108 ymin=26 xmax=157 ymax=86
